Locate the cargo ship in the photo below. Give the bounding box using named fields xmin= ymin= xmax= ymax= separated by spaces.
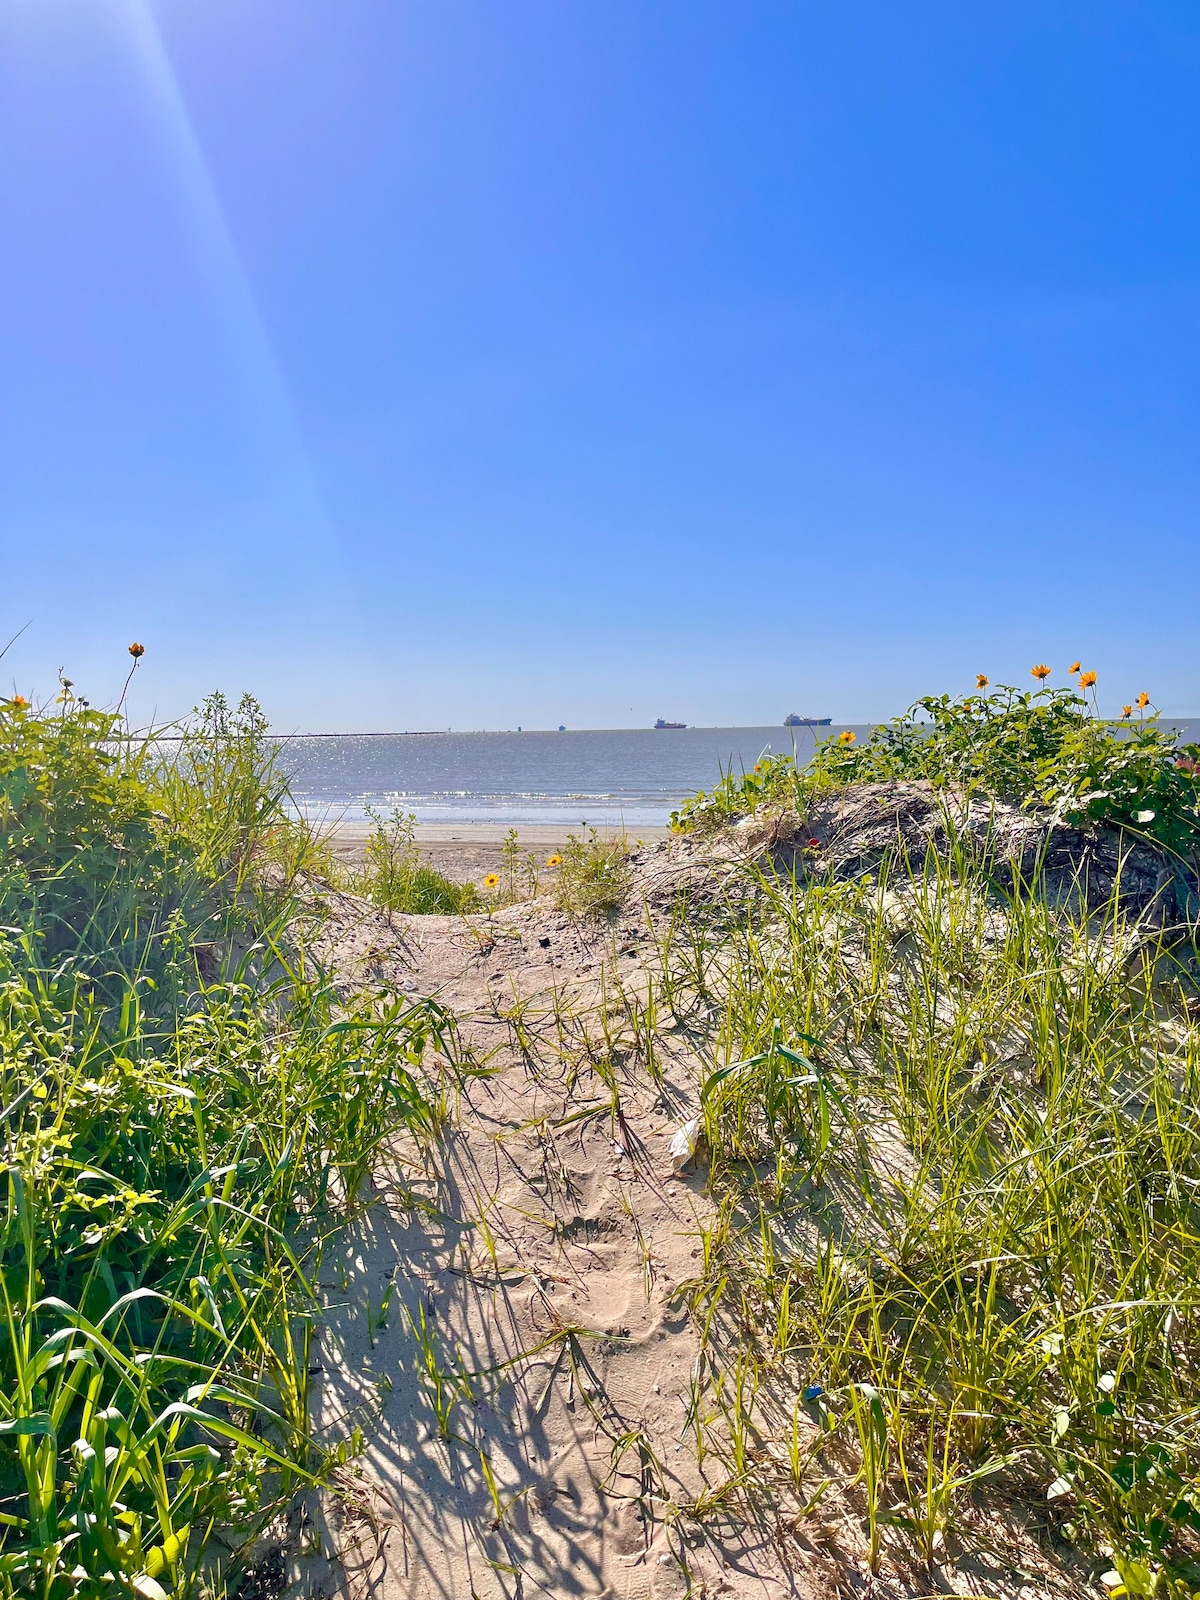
xmin=654 ymin=719 xmax=687 ymax=730
xmin=784 ymin=714 xmax=832 ymax=727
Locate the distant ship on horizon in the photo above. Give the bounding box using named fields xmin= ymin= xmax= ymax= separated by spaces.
xmin=654 ymin=718 xmax=687 ymax=730
xmin=784 ymin=714 xmax=833 ymax=727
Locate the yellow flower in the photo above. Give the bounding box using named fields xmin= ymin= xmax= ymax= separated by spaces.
xmin=753 ymin=762 xmax=765 ymax=773
xmin=127 ymin=642 xmax=145 ymax=659
xmin=1137 ymin=692 xmax=1150 ymax=709
xmin=483 ymin=873 xmax=499 ymax=889
xmin=546 ymin=854 xmax=562 ymax=867
xmin=1079 ymin=670 xmax=1097 ymax=689
xmin=9 ymin=694 xmax=27 ymax=708
xmin=838 ymin=729 xmax=855 ymax=745
xmin=976 ymin=674 xmax=989 ymax=689
xmin=1068 ymin=661 xmax=1081 ymax=675
xmin=1121 ymin=705 xmax=1132 ymax=718
xmin=1031 ymin=664 xmax=1052 ymax=681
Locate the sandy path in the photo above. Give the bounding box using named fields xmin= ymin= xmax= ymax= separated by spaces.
xmin=304 ymin=882 xmax=835 ymax=1600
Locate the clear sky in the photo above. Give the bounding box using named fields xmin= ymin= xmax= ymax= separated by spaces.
xmin=1 ymin=0 xmax=1197 ymax=730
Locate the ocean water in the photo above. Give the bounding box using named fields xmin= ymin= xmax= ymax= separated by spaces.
xmin=285 ymin=719 xmax=1200 ymax=829
xmin=285 ymin=725 xmax=838 ymax=827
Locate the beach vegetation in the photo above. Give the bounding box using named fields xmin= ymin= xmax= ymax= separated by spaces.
xmin=0 ymin=684 xmax=450 ymax=1594
xmin=352 ymin=806 xmax=477 ymax=915
xmin=642 ymin=670 xmax=1200 ymax=1585
xmin=467 ymin=830 xmax=629 ymax=915
xmin=552 ymin=827 xmax=629 ymax=917
xmin=10 ymin=654 xmax=1200 ymax=1594
xmin=672 ymin=681 xmax=1200 ymax=852
xmin=653 ymin=835 xmax=1200 ymax=1588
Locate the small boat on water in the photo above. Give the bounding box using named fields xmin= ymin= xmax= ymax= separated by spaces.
xmin=654 ymin=719 xmax=687 ymax=730
xmin=784 ymin=714 xmax=832 ymax=727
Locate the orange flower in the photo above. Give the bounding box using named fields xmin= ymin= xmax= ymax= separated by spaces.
xmin=1137 ymin=692 xmax=1150 ymax=709
xmin=1031 ymin=664 xmax=1052 ymax=681
xmin=127 ymin=642 xmax=145 ymax=658
xmin=1121 ymin=705 xmax=1132 ymax=718
xmin=1068 ymin=661 xmax=1081 ymax=675
xmin=9 ymin=694 xmax=27 ymax=708
xmin=837 ymin=729 xmax=855 ymax=745
xmin=1079 ymin=670 xmax=1097 ymax=689
xmin=976 ymin=674 xmax=989 ymax=689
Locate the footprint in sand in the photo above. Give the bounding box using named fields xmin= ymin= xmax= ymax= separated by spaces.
xmin=619 ymin=1565 xmax=654 ymax=1600
xmin=579 ymin=1267 xmax=637 ymax=1329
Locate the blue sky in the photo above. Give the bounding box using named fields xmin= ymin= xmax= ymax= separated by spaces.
xmin=1 ymin=0 xmax=1197 ymax=729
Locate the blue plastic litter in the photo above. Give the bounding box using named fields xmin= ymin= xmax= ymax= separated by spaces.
xmin=802 ymin=1384 xmax=824 ymax=1402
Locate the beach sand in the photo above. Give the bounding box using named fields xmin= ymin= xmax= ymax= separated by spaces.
xmin=302 ymin=846 xmax=839 ymax=1600
xmin=327 ymin=820 xmax=674 ymax=884
xmin=288 ymin=807 xmax=1080 ymax=1600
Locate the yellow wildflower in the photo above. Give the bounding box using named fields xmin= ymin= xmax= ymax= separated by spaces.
xmin=1079 ymin=670 xmax=1097 ymax=689
xmin=1031 ymin=664 xmax=1052 ymax=681
xmin=1121 ymin=705 xmax=1132 ymax=718
xmin=976 ymin=674 xmax=989 ymax=689
xmin=546 ymin=854 xmax=562 ymax=867
xmin=1068 ymin=661 xmax=1081 ymax=675
xmin=838 ymin=729 xmax=855 ymax=745
xmin=127 ymin=642 xmax=145 ymax=658
xmin=1137 ymin=692 xmax=1150 ymax=709
xmin=483 ymin=873 xmax=499 ymax=889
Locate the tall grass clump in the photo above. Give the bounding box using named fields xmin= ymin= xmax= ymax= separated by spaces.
xmin=0 ymin=685 xmax=449 ymax=1595
xmin=674 ymin=848 xmax=1200 ymax=1587
xmin=659 ymin=671 xmax=1200 ymax=1591
xmin=551 ymin=828 xmax=629 ymax=917
xmin=473 ymin=827 xmax=628 ymax=914
xmin=146 ymin=692 xmax=334 ymax=912
xmin=351 ymin=807 xmax=477 ymax=914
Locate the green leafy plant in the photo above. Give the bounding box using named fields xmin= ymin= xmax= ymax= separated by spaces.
xmin=148 ymin=691 xmax=326 ymax=897
xmin=0 ymin=683 xmax=451 ymax=1593
xmin=552 ymin=828 xmax=629 ymax=917
xmin=355 ymin=807 xmax=477 ymax=915
xmin=813 ymin=684 xmax=1200 ymax=851
xmin=672 ymin=684 xmax=1200 ymax=859
xmin=0 ymin=695 xmax=186 ymax=975
xmin=670 ymin=752 xmax=799 ymax=832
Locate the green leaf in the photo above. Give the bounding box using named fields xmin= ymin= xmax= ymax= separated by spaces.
xmin=0 ymin=1413 xmax=52 ymax=1437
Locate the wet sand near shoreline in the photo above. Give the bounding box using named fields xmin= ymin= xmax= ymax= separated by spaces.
xmin=326 ymin=820 xmax=673 ymax=883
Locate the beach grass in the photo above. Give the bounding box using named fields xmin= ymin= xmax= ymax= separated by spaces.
xmin=551 ymin=826 xmax=630 ymax=917
xmin=344 ymin=805 xmax=479 ymax=914
xmin=655 ymin=843 xmax=1200 ymax=1590
xmin=7 ymin=661 xmax=1200 ymax=1595
xmin=642 ymin=676 xmax=1200 ymax=1592
xmin=0 ymin=684 xmax=454 ymax=1595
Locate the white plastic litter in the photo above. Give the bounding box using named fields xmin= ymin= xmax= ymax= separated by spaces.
xmin=669 ymin=1116 xmax=702 ymax=1175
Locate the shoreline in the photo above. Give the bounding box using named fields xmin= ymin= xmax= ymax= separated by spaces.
xmin=325 ymin=818 xmax=673 ymax=878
